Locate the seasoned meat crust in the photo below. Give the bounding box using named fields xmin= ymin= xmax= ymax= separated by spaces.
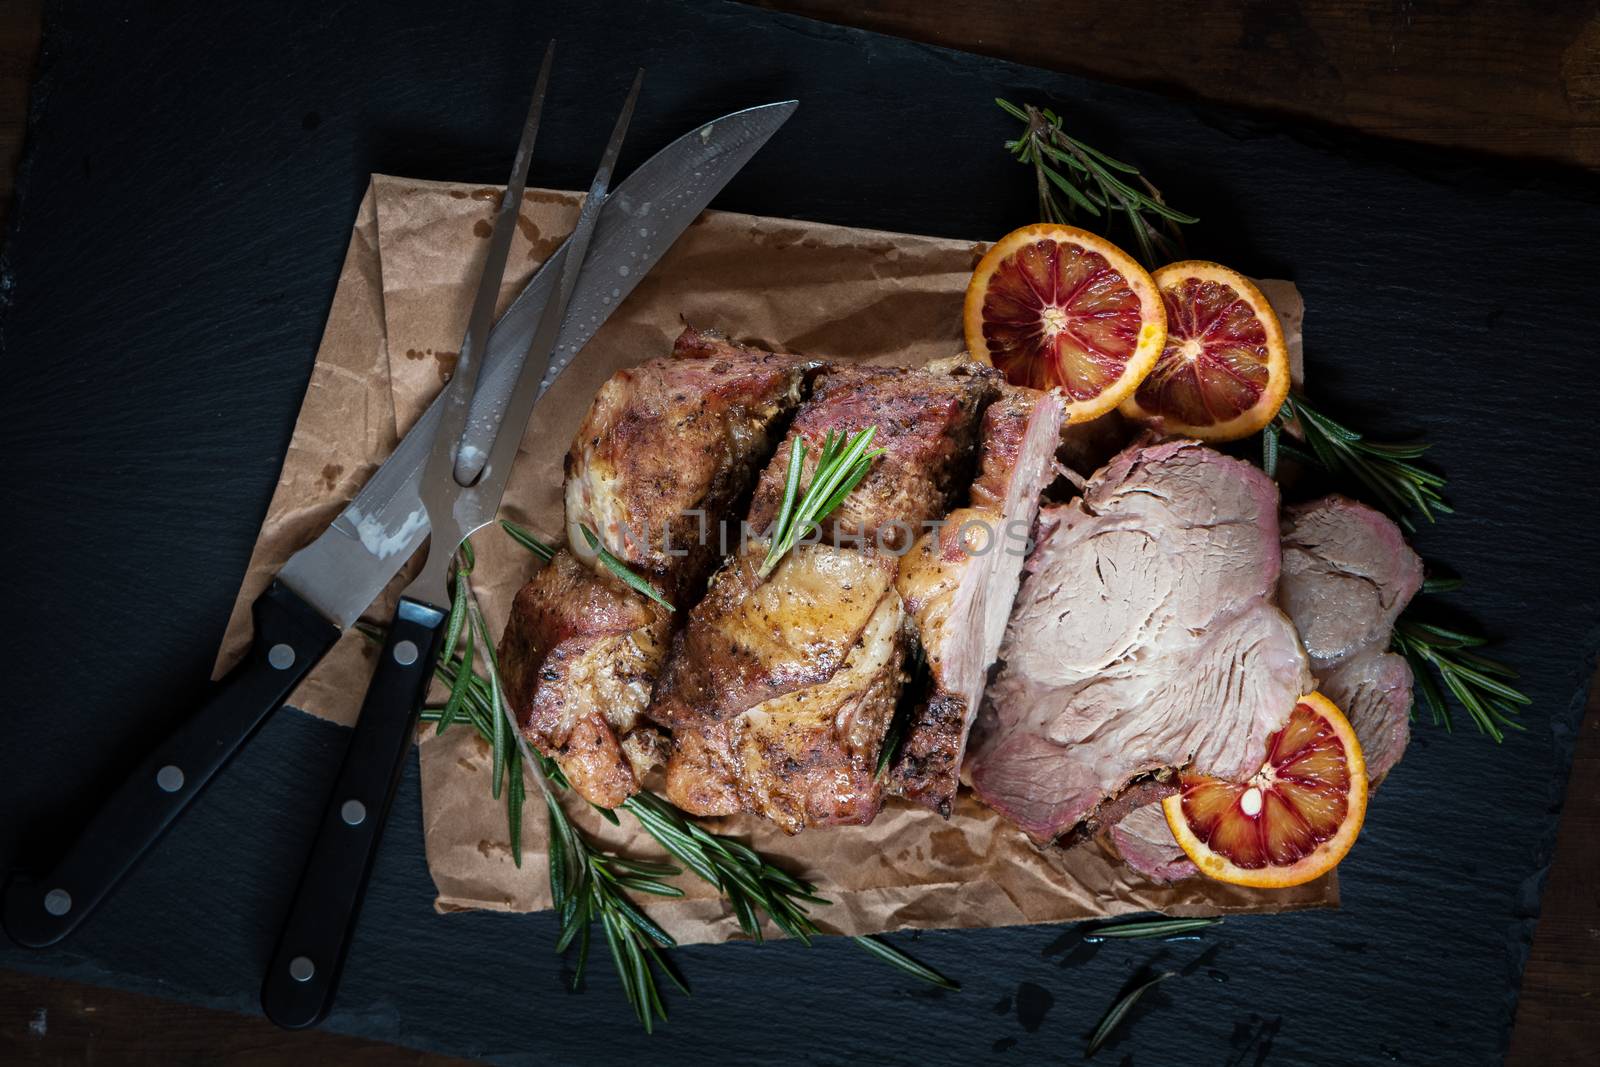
xmin=746 ymin=360 xmax=1002 ymax=551
xmin=967 ymin=440 xmax=1312 ymax=845
xmin=888 ymin=386 xmax=1066 ymax=814
xmin=504 ymin=328 xmax=821 ymax=809
xmin=648 ymin=540 xmax=899 ymax=731
xmin=656 ymin=358 xmax=999 ymax=833
xmin=499 ymin=550 xmax=672 ymax=808
xmin=658 ymin=542 xmax=906 ymax=833
xmin=565 ymin=327 xmax=817 ymax=598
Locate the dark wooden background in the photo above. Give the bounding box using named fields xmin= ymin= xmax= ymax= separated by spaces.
xmin=1 ymin=0 xmax=1595 ymax=1062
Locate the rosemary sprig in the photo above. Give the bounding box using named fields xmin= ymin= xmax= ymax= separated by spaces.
xmin=621 ymin=789 xmax=956 ymax=989
xmin=1269 ymin=394 xmax=1449 ymax=532
xmin=543 ymin=770 xmax=687 ymax=1032
xmin=1392 ymin=617 xmax=1529 ymax=742
xmin=494 ymin=521 xmax=956 ymax=992
xmin=758 ymin=428 xmax=884 ymax=579
xmin=1081 ymin=916 xmax=1222 ymax=942
xmin=578 ymin=523 xmax=674 ymax=612
xmin=997 ymin=98 xmax=1197 ymax=268
xmin=621 ymin=789 xmax=830 ymax=944
xmin=1086 ymin=971 xmax=1177 ymax=1058
xmin=500 ymin=517 xmax=556 ymax=561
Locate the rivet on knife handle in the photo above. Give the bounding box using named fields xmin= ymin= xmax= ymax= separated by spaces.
xmin=260 ymin=598 xmax=447 ymax=1029
xmin=0 ymin=579 xmax=338 ymax=948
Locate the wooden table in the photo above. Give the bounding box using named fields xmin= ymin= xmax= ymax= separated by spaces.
xmin=2 ymin=1 xmax=1595 ymax=1062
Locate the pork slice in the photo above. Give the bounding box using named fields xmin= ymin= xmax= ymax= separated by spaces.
xmin=1280 ymin=495 xmax=1423 ymax=780
xmin=889 ymin=387 xmax=1066 ymax=814
xmin=966 ymin=440 xmax=1311 ymax=845
xmin=745 ymin=360 xmax=1001 ymax=552
xmin=1320 ymin=650 xmax=1414 ymax=782
xmin=659 ymin=542 xmax=905 ymax=832
xmin=499 ymin=550 xmax=672 ymax=808
xmin=1113 ymin=494 xmax=1423 ymax=881
xmin=565 ymin=326 xmax=818 ymax=598
xmin=1280 ymin=496 xmax=1423 ymax=671
xmin=1108 ymin=802 xmax=1198 ymax=884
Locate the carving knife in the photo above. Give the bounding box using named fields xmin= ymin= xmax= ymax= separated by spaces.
xmin=0 ymin=84 xmax=799 ymax=950
xmin=259 ymin=58 xmax=640 ymax=1030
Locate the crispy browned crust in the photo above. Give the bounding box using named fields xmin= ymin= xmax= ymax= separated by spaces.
xmin=888 ymin=386 xmax=1066 ymax=817
xmin=970 ymin=386 xmax=1041 ymax=511
xmin=646 ymin=541 xmax=897 ymax=730
xmin=655 ymin=543 xmax=905 ymax=833
xmin=663 ymin=601 xmax=904 ymax=833
xmin=565 ymin=327 xmax=821 ymax=599
xmin=499 ymin=550 xmax=671 ymax=808
xmin=884 ymin=691 xmax=967 ymax=818
xmin=745 ymin=361 xmax=1001 ymax=551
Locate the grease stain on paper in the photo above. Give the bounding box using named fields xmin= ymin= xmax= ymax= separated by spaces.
xmin=434 ymin=350 xmax=459 ymax=384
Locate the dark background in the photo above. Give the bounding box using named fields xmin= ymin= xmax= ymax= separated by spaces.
xmin=2 ymin=1 xmax=1598 ymax=1063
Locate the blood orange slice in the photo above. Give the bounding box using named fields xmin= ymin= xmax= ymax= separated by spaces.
xmin=1120 ymin=260 xmax=1289 ymax=441
xmin=964 ymin=224 xmax=1166 ymax=421
xmin=1162 ymin=692 xmax=1367 ymax=888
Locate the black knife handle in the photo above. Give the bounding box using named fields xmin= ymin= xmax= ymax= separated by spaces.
xmin=261 ymin=596 xmax=447 ymax=1030
xmin=1 ymin=580 xmax=339 ymax=949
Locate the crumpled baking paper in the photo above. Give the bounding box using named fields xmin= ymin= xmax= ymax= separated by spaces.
xmin=216 ymin=175 xmax=1333 ymax=944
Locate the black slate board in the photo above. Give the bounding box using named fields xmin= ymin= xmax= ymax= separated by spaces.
xmin=3 ymin=2 xmax=1598 ymax=1063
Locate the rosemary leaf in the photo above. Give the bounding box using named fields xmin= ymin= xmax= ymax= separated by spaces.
xmin=500 ymin=517 xmax=556 ymax=561
xmin=437 ymin=624 xmax=474 ymax=736
xmin=850 ymin=935 xmax=960 ymax=991
xmin=1276 ymin=395 xmax=1448 ymax=532
xmin=578 ymin=523 xmax=674 ymax=611
xmin=1261 ymin=420 xmax=1280 ymax=479
xmin=1081 ymin=916 xmax=1221 ymax=942
xmin=439 ymin=557 xmax=472 ymax=667
xmin=998 ymin=99 xmax=1193 ymax=267
xmin=1087 ymin=971 xmax=1177 ymax=1058
xmin=758 ymin=427 xmax=883 ymax=579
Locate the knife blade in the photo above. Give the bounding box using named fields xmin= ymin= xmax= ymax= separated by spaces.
xmin=278 ymin=98 xmax=799 ymax=628
xmin=0 ymin=96 xmax=799 ymax=951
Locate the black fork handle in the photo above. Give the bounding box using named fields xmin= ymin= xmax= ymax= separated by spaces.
xmin=260 ymin=596 xmax=446 ymax=1029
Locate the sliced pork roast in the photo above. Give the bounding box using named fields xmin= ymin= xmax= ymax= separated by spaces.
xmin=658 ymin=360 xmax=1000 ymax=832
xmin=501 ymin=328 xmax=817 ymax=807
xmin=966 ymin=440 xmax=1312 ymax=846
xmin=1280 ymin=495 xmax=1422 ymax=781
xmin=1110 ymin=494 xmax=1422 ymax=882
xmin=746 ymin=360 xmax=1001 ymax=550
xmin=566 ymin=327 xmax=818 ymax=599
xmin=1107 ymin=802 xmax=1196 ymax=884
xmin=498 ymin=551 xmax=672 ymax=808
xmin=660 ymin=541 xmax=905 ymax=831
xmin=889 ymin=386 xmax=1066 ymax=814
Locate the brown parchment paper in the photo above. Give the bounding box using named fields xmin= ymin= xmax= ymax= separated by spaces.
xmin=218 ymin=175 xmax=1335 ymax=945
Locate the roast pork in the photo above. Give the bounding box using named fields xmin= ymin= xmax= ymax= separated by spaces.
xmin=659 ymin=359 xmax=999 ymax=831
xmin=966 ymin=439 xmax=1312 ymax=846
xmin=1110 ymin=493 xmax=1422 ymax=882
xmin=1279 ymin=495 xmax=1422 ymax=781
xmin=889 ymin=386 xmax=1066 ymax=814
xmin=502 ymin=328 xmax=817 ymax=807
